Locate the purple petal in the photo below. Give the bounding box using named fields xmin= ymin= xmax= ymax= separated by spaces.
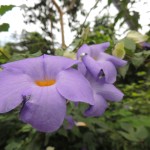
xmin=82 ymin=55 xmax=101 ymax=78
xmin=2 ymin=56 xmax=45 ymax=80
xmin=84 ymin=94 xmax=108 ymax=117
xmin=140 ymin=42 xmax=150 ymax=50
xmin=56 ymin=68 xmax=94 ymax=105
xmin=89 ymin=42 xmax=110 ymax=58
xmin=0 ymin=70 xmax=32 ymax=113
xmin=81 ymin=55 xmax=117 ymax=83
xmin=2 ymin=55 xmax=79 ymax=81
xmin=65 ymin=116 xmax=75 ymax=129
xmin=43 ymin=55 xmax=79 ymax=79
xmin=87 ymin=74 xmax=124 ymax=102
xmin=20 ymin=85 xmax=66 ymax=132
xmin=96 ymin=83 xmax=124 ymax=102
xmin=99 ymin=52 xmax=127 ymax=67
xmin=98 ymin=60 xmax=117 ymax=83
xmin=77 ymin=44 xmax=91 ymax=59
xmin=78 ymin=62 xmax=87 ymax=75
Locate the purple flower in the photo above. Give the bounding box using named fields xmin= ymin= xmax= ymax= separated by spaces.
xmin=0 ymin=55 xmax=94 ymax=132
xmin=140 ymin=42 xmax=150 ymax=50
xmin=84 ymin=73 xmax=124 ymax=117
xmin=64 ymin=115 xmax=75 ymax=129
xmin=77 ymin=42 xmax=127 ymax=83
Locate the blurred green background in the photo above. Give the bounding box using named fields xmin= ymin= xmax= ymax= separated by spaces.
xmin=0 ymin=0 xmax=150 ymax=150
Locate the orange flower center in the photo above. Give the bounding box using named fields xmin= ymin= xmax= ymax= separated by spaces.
xmin=35 ymin=80 xmax=56 ymax=87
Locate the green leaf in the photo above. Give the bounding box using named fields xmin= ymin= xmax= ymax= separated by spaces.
xmin=0 ymin=23 xmax=9 ymax=32
xmin=29 ymin=51 xmax=42 ymax=57
xmin=135 ymin=126 xmax=148 ymax=141
xmin=72 ymin=39 xmax=82 ymax=49
xmin=118 ymin=131 xmax=139 ymax=142
xmin=126 ymin=31 xmax=148 ymax=43
xmin=119 ymin=116 xmax=150 ymax=128
xmin=5 ymin=140 xmax=22 ymax=150
xmin=137 ymin=71 xmax=146 ymax=76
xmin=112 ymin=42 xmax=125 ymax=59
xmin=120 ymin=123 xmax=135 ymax=133
xmin=143 ymin=50 xmax=150 ymax=59
xmin=0 ymin=47 xmax=11 ymax=58
xmin=131 ymin=54 xmax=145 ymax=68
xmin=0 ymin=5 xmax=14 ymax=16
xmin=81 ymin=27 xmax=90 ymax=41
xmin=114 ymin=11 xmax=123 ymax=26
xmin=55 ymin=49 xmax=64 ymax=56
xmin=118 ymin=63 xmax=129 ymax=78
xmin=131 ymin=50 xmax=150 ymax=68
xmin=119 ymin=124 xmax=149 ymax=142
xmin=63 ymin=51 xmax=76 ymax=59
xmin=121 ymin=38 xmax=136 ymax=53
xmin=19 ymin=124 xmax=32 ymax=133
xmin=46 ymin=146 xmax=55 ymax=150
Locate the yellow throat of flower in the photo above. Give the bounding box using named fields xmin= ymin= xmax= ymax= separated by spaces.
xmin=35 ymin=80 xmax=56 ymax=87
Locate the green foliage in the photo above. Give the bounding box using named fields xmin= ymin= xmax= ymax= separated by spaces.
xmin=0 ymin=5 xmax=14 ymax=16
xmin=1 ymin=32 xmax=51 ymax=63
xmin=131 ymin=51 xmax=150 ymax=68
xmin=112 ymin=42 xmax=125 ymax=59
xmin=127 ymin=31 xmax=148 ymax=43
xmin=0 ymin=5 xmax=14 ymax=32
xmin=0 ymin=47 xmax=11 ymax=63
xmin=115 ymin=31 xmax=150 ymax=77
xmin=0 ymin=23 xmax=9 ymax=32
xmin=118 ymin=63 xmax=129 ymax=78
xmin=20 ymin=32 xmax=52 ymax=54
xmin=23 ymin=0 xmax=84 ymax=48
xmin=109 ymin=0 xmax=141 ymax=30
xmin=121 ymin=38 xmax=136 ymax=53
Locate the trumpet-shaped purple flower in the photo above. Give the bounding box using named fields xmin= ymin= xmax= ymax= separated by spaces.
xmin=0 ymin=55 xmax=94 ymax=132
xmin=84 ymin=73 xmax=124 ymax=117
xmin=77 ymin=42 xmax=127 ymax=83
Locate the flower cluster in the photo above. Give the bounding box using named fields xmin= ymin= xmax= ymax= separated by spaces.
xmin=0 ymin=42 xmax=127 ymax=132
xmin=77 ymin=42 xmax=127 ymax=116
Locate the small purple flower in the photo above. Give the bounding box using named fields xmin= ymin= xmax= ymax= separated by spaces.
xmin=140 ymin=42 xmax=150 ymax=50
xmin=64 ymin=115 xmax=76 ymax=129
xmin=77 ymin=42 xmax=127 ymax=83
xmin=0 ymin=55 xmax=94 ymax=132
xmin=84 ymin=73 xmax=124 ymax=117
